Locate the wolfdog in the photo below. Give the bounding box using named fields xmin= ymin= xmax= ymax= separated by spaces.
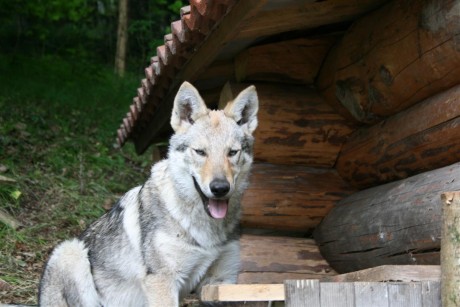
xmin=38 ymin=82 xmax=258 ymax=306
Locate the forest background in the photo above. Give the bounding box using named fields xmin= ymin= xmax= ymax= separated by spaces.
xmin=0 ymin=0 xmax=185 ymax=304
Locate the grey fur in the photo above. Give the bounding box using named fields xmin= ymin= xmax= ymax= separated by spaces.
xmin=39 ymin=82 xmax=258 ymax=307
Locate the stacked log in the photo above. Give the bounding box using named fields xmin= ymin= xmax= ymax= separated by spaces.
xmin=336 ymin=84 xmax=460 ymax=189
xmin=317 ymin=0 xmax=460 ymax=124
xmin=315 ymin=162 xmax=460 ymax=273
xmin=222 ymin=83 xmax=355 ymax=167
xmin=241 ymin=163 xmax=355 ymax=232
xmin=238 ymin=234 xmax=336 ymax=284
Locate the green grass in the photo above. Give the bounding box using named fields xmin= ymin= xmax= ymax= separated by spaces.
xmin=0 ymin=54 xmax=155 ymax=304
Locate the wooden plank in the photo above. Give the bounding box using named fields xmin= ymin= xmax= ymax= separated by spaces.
xmin=387 ymin=282 xmax=422 ymax=307
xmin=284 ymin=280 xmax=320 ymax=307
xmin=235 ymin=36 xmax=337 ymax=84
xmin=202 ymin=281 xmax=441 ymax=305
xmin=317 ymin=0 xmax=460 ymax=123
xmin=421 ymin=281 xmax=441 ymax=306
xmin=241 ymin=163 xmax=356 ymax=232
xmin=336 ymin=84 xmax=460 ymax=189
xmin=201 ymin=284 xmax=284 ymax=302
xmin=354 ymin=282 xmax=389 ymax=307
xmin=440 ymin=192 xmax=460 ymax=307
xmin=239 ymin=235 xmax=336 ymax=284
xmin=320 ymin=282 xmax=355 ymax=307
xmin=133 ymin=0 xmax=267 ymax=153
xmin=238 ymin=272 xmax=329 ymax=285
xmin=315 ymin=162 xmax=460 ymax=273
xmin=321 ymin=265 xmax=440 ymax=283
xmin=235 ymin=0 xmax=386 ymax=40
xmin=224 ymin=83 xmax=355 ymax=167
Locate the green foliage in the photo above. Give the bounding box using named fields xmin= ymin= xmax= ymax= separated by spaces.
xmin=0 ymin=54 xmax=153 ymax=303
xmin=128 ymin=0 xmax=185 ymax=65
xmin=0 ymin=0 xmax=186 ymax=70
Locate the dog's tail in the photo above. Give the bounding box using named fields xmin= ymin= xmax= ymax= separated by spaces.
xmin=39 ymin=239 xmax=100 ymax=307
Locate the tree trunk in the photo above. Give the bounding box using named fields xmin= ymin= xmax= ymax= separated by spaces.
xmin=115 ymin=0 xmax=128 ymax=77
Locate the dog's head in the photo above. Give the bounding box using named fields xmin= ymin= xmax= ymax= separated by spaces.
xmin=168 ymin=81 xmax=258 ymax=219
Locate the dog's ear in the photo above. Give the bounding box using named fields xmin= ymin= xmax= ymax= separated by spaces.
xmin=218 ymin=82 xmax=234 ymax=110
xmin=171 ymin=81 xmax=208 ymax=132
xmin=224 ymin=85 xmax=258 ymax=134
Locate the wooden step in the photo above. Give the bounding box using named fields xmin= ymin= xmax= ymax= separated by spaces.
xmin=202 ymin=265 xmax=441 ymax=306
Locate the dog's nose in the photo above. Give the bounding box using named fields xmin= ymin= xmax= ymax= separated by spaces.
xmin=210 ymin=179 xmax=230 ymax=197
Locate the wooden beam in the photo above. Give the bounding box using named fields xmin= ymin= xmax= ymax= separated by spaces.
xmin=235 ymin=0 xmax=386 ymax=40
xmin=223 ymin=83 xmax=355 ymax=167
xmin=194 ymin=60 xmax=234 ymax=90
xmin=239 ymin=234 xmax=336 ymax=284
xmin=441 ymin=192 xmax=460 ymax=307
xmin=335 ymin=84 xmax=460 ymax=189
xmin=241 ymin=163 xmax=356 ymax=232
xmin=317 ymin=0 xmax=460 ymax=123
xmin=134 ymin=0 xmax=267 ymax=153
xmin=201 ymin=284 xmax=284 ymax=302
xmin=315 ymin=162 xmax=460 ymax=274
xmin=321 ymin=265 xmax=440 ymax=283
xmin=203 ymin=265 xmax=441 ymax=304
xmin=235 ymin=36 xmax=338 ymax=84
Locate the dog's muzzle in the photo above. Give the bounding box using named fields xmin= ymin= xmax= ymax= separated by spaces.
xmin=192 ymin=177 xmax=229 ymax=219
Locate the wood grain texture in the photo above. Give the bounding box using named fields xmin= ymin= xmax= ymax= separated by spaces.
xmin=336 ymin=84 xmax=460 ymax=189
xmin=238 ymin=235 xmax=336 ymax=284
xmin=235 ymin=37 xmax=337 ymax=84
xmin=241 ymin=163 xmax=356 ymax=232
xmin=235 ymin=0 xmax=386 ymax=40
xmin=354 ymin=282 xmax=388 ymax=307
xmin=315 ymin=162 xmax=460 ymax=273
xmin=285 ymin=279 xmax=320 ymax=307
xmin=201 ymin=284 xmax=284 ymax=302
xmin=202 ymin=281 xmax=441 ymax=306
xmin=226 ymin=83 xmax=355 ymax=167
xmin=440 ymin=192 xmax=460 ymax=307
xmin=317 ymin=0 xmax=460 ymax=123
xmin=320 ymin=282 xmax=355 ymax=307
xmin=321 ymin=265 xmax=440 ymax=283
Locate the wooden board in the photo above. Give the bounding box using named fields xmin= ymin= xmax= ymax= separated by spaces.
xmin=201 ymin=284 xmax=284 ymax=302
xmin=335 ymin=84 xmax=460 ymax=189
xmin=317 ymin=0 xmax=460 ymax=123
xmin=224 ymin=83 xmax=355 ymax=167
xmin=315 ymin=162 xmax=460 ymax=273
xmin=284 ymin=281 xmax=440 ymax=307
xmin=235 ymin=37 xmax=337 ymax=84
xmin=234 ymin=0 xmax=386 ymax=40
xmin=202 ymin=280 xmax=441 ymax=306
xmin=239 ymin=234 xmax=336 ymax=284
xmin=241 ymin=163 xmax=356 ymax=232
xmin=202 ymin=265 xmax=440 ymax=304
xmin=321 ymin=265 xmax=440 ymax=283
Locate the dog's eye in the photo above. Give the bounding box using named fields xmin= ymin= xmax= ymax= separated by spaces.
xmin=194 ymin=149 xmax=206 ymax=156
xmin=228 ymin=150 xmax=239 ymax=157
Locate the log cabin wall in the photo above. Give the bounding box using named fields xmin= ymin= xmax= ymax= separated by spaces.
xmin=314 ymin=0 xmax=460 ymax=273
xmin=116 ymin=0 xmax=460 ymax=280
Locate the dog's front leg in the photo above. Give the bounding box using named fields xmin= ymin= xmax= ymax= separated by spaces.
xmin=197 ymin=240 xmax=240 ymax=295
xmin=143 ymin=273 xmax=179 ymax=307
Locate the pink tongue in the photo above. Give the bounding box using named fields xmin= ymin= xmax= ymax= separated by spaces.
xmin=208 ymin=199 xmax=228 ymax=219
